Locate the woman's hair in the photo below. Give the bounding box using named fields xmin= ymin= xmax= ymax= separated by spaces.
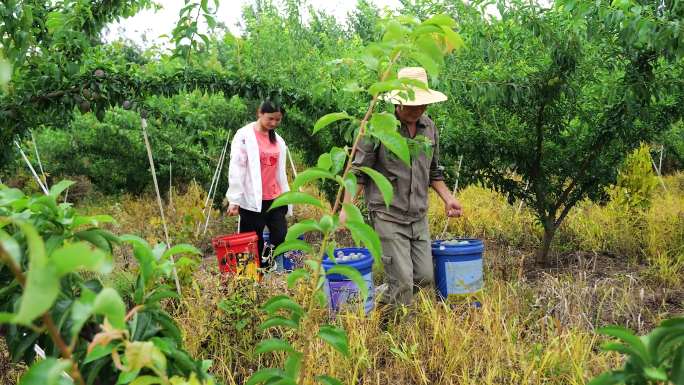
xmin=258 ymin=100 xmax=285 ymax=144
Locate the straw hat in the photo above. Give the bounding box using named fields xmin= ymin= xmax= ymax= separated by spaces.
xmin=382 ymin=67 xmax=448 ymax=106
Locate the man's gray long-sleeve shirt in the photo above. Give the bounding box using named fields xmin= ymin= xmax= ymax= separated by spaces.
xmin=352 ymin=114 xmax=444 ymax=223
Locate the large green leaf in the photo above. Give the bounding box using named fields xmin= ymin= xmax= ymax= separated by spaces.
xmin=416 ymin=35 xmax=444 ymax=66
xmin=342 ymin=173 xmax=358 ymax=200
xmin=93 ymin=288 xmax=126 ymax=329
xmin=259 ymin=316 xmax=299 ymax=330
xmin=368 ymin=79 xmax=403 ymax=96
xmin=357 ymin=167 xmax=394 ymax=207
xmin=84 ymin=343 xmax=116 ymax=364
xmin=18 ymin=358 xmax=72 ymax=385
xmin=17 ymin=221 xmax=47 ymax=267
xmin=408 ymin=50 xmax=439 ymax=78
xmin=313 ymin=112 xmax=353 ymax=134
xmin=13 ymin=265 xmax=59 ymax=325
xmin=0 ymin=230 xmax=22 ymax=265
xmin=330 ymin=147 xmax=347 ymax=174
xmin=254 ymin=338 xmax=296 ymax=354
xmin=70 ymin=288 xmax=96 ymax=339
xmin=287 ymin=268 xmax=310 ymax=289
xmin=284 ymin=352 xmax=303 ymax=378
xmin=345 ymin=220 xmax=382 ymax=263
xmin=292 ymin=168 xmax=337 ymax=190
xmin=599 ymin=326 xmax=649 ymax=362
xmin=270 ymin=192 xmax=324 ymax=210
xmin=318 ymin=325 xmax=350 ymax=357
xmin=326 ymin=265 xmax=369 ymax=301
xmin=262 ymin=295 xmax=304 ymax=317
xmin=441 ymin=25 xmax=465 ymax=51
xmin=672 ymin=345 xmax=684 ymax=385
xmin=161 ymin=244 xmax=201 ymax=260
xmin=342 ymin=204 xmax=364 ymax=224
xmin=48 ymin=180 xmax=74 ymax=199
xmin=245 ymin=368 xmax=286 ymax=385
xmin=285 ymin=220 xmax=321 ymax=241
xmin=273 ymin=239 xmax=312 ymax=257
xmin=368 ymin=129 xmax=410 ymax=166
xmin=51 ymin=242 xmax=112 ymax=276
xmin=424 ymin=14 xmax=457 ymax=28
xmin=317 ymin=153 xmax=333 ymax=170
xmin=74 ymin=229 xmax=113 ymax=254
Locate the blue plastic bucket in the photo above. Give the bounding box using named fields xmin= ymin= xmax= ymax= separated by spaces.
xmin=263 ymin=230 xmax=303 ymax=272
xmin=322 ymin=247 xmax=374 ymax=314
xmin=432 ymin=239 xmax=484 ymax=299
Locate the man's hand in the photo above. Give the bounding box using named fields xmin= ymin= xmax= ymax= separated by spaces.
xmin=445 ymin=198 xmax=463 ymax=217
xmin=227 ymin=203 xmax=239 ymax=216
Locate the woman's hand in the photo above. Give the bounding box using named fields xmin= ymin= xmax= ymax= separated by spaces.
xmin=227 ymin=204 xmax=240 ymax=216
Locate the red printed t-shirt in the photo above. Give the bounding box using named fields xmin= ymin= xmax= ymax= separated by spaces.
xmin=254 ymin=127 xmax=281 ymax=200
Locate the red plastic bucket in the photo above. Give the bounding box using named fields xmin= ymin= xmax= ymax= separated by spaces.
xmin=211 ymin=231 xmax=261 ymax=280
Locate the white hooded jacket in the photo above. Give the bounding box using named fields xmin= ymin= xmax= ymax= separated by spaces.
xmin=226 ymin=122 xmax=292 ymax=215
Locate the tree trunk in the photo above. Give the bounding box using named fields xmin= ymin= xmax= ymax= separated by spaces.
xmin=536 ymin=220 xmax=557 ymax=266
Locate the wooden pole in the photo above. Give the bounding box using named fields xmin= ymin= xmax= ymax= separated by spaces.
xmin=141 ymin=117 xmax=182 ymax=296
xmin=15 ymin=141 xmax=48 ymax=195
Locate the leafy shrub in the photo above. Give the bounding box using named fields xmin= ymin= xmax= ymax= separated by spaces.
xmin=32 ymin=92 xmax=248 ymax=195
xmin=606 ymin=144 xmax=659 ymax=210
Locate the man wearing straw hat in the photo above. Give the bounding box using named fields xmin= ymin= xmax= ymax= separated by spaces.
xmin=342 ymin=67 xmax=463 ymax=307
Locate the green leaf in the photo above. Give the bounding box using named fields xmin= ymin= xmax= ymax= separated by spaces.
xmin=345 ymin=220 xmax=382 ymax=264
xmin=273 ymin=240 xmax=312 ymax=257
xmin=70 ymin=288 xmax=96 ymax=339
xmin=130 ymin=376 xmax=163 ymax=385
xmin=285 ymin=220 xmax=322 ymax=241
xmin=368 ymin=79 xmax=403 ymax=96
xmin=270 ymin=192 xmax=324 ymax=210
xmin=246 ymin=368 xmax=286 ymax=385
xmin=342 ymin=204 xmax=364 ymax=224
xmin=598 ymin=326 xmax=649 ymax=361
xmin=259 ymin=316 xmax=299 ymax=330
xmin=0 ymin=230 xmax=22 ymax=265
xmin=313 ymin=112 xmax=352 ymax=134
xmin=48 ymin=180 xmax=74 ymax=199
xmin=372 ymin=129 xmax=411 ymax=166
xmin=255 ymin=338 xmax=296 ymax=354
xmin=262 ymin=296 xmax=304 ymax=317
xmin=17 ymin=221 xmax=47 ymax=267
xmin=587 ymin=371 xmax=624 ymax=385
xmin=72 ymin=215 xmax=116 ymax=228
xmin=672 ymin=345 xmax=684 ymax=385
xmin=357 ymin=167 xmax=394 ymax=207
xmin=383 ymin=20 xmax=406 ymax=42
xmin=318 ymin=325 xmax=350 ymax=357
xmin=416 ymin=35 xmax=444 ymax=66
xmin=284 ymin=352 xmax=303 ymax=378
xmin=292 ymin=168 xmax=336 ymax=190
xmin=18 ymin=358 xmax=72 ymax=385
xmin=342 ymin=173 xmax=357 ymax=200
xmin=424 ymin=14 xmax=457 ymax=28
xmin=330 ymin=147 xmax=347 ymax=174
xmin=13 ymin=265 xmax=59 ymax=325
xmin=287 ymin=268 xmax=310 ymax=289
xmin=51 ymin=242 xmax=112 ymax=276
xmin=326 ymin=264 xmax=369 ymax=301
xmin=316 ymin=375 xmax=344 ymax=385
xmin=409 ymin=51 xmax=439 ymax=78
xmin=84 ymin=343 xmax=115 ymax=364
xmin=93 ymin=288 xmax=126 ymax=329
xmin=74 ymin=229 xmax=113 ymax=254
xmin=643 ymin=367 xmax=668 ymax=381
xmin=441 ymin=25 xmax=465 ymax=51
xmin=317 ymin=153 xmax=332 ymax=170
xmin=161 ymin=244 xmax=201 ymax=260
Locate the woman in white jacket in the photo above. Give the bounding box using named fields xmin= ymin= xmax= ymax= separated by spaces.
xmin=226 ymin=100 xmax=291 ymax=269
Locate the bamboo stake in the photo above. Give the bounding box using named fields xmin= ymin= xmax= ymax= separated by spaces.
xmin=141 ymin=117 xmax=182 ymax=296
xmin=15 ymin=141 xmax=49 ymax=195
xmin=201 ymin=142 xmax=229 ymax=236
xmin=30 ymin=130 xmax=48 ymax=189
xmin=196 ymin=136 xmax=229 ymax=236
